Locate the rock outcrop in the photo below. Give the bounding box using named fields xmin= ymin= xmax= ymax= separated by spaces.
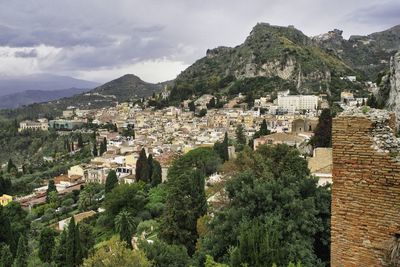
xmin=385 ymin=51 xmax=400 ymax=126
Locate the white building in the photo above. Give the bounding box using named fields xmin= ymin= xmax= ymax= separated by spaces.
xmin=18 ymin=119 xmax=49 ymax=132
xmin=277 ymin=95 xmax=318 ymax=111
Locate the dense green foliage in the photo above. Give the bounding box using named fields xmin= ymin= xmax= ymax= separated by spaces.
xmin=141 ymin=239 xmax=191 ymax=267
xmin=38 ymin=227 xmax=56 ymax=263
xmin=198 ymin=145 xmax=331 ymax=266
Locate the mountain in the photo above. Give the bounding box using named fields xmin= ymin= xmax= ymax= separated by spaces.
xmin=169 ymin=23 xmax=353 ymax=103
xmin=0 ymin=88 xmax=90 ymax=109
xmin=312 ymin=25 xmax=400 ymax=80
xmin=0 ymin=74 xmax=100 ymax=97
xmin=92 ymin=74 xmax=166 ymax=102
xmin=0 ymin=74 xmax=166 ymax=120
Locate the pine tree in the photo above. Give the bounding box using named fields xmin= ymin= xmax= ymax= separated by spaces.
xmin=151 ymin=160 xmax=162 ymax=187
xmin=46 ymin=180 xmax=57 ymax=203
xmin=38 ymin=227 xmax=56 ymax=263
xmin=136 ymin=148 xmax=150 ymax=183
xmin=14 ymin=235 xmax=28 ymax=267
xmin=105 ymin=170 xmax=118 ymax=194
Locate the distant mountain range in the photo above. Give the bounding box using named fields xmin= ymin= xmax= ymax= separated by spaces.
xmin=0 ymin=88 xmax=91 ymax=109
xmin=0 ymin=74 xmax=169 ymax=119
xmin=0 ymin=74 xmax=100 ymax=97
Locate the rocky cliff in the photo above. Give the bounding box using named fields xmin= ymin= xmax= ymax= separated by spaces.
xmin=385 ymin=51 xmax=400 ymax=126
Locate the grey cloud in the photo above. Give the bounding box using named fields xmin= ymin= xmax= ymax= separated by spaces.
xmin=14 ymin=49 xmax=38 ymax=58
xmin=345 ymin=1 xmax=400 ymax=27
xmin=0 ymin=0 xmax=398 ymax=80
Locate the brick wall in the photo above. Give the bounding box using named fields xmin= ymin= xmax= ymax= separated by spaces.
xmin=331 ymin=111 xmax=400 ymax=266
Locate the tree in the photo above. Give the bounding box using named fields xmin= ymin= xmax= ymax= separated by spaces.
xmin=160 ymin=169 xmax=207 ymax=255
xmin=99 ymin=137 xmax=107 ymax=155
xmin=235 ymin=124 xmax=247 ymax=152
xmin=0 ymin=243 xmax=13 ymax=267
xmin=54 ymin=230 xmax=68 ymax=267
xmin=78 ymin=182 xmax=104 ymax=211
xmin=105 ymin=170 xmax=118 ymax=194
xmin=147 ymin=154 xmax=154 ymax=179
xmin=104 ymin=183 xmax=148 ymax=227
xmin=0 ymin=176 xmax=12 ymax=195
xmin=77 ymin=134 xmax=84 ymax=148
xmin=79 ymin=223 xmax=95 ymax=259
xmin=66 ymin=217 xmax=83 ymax=267
xmin=214 ymin=132 xmax=229 ymax=162
xmin=151 ymin=160 xmax=162 ymax=187
xmin=115 ymin=210 xmax=136 ymax=248
xmin=6 ymin=159 xmax=16 ymax=173
xmin=82 ymin=238 xmax=151 ymax=267
xmin=367 ymin=94 xmax=378 ymax=108
xmin=259 ymin=119 xmax=270 ymax=136
xmin=140 ymin=239 xmax=190 ymax=267
xmin=311 ymin=109 xmax=332 ymax=148
xmin=14 ymin=235 xmax=27 ymax=267
xmin=38 ymin=227 xmax=56 ymax=263
xmin=92 ymin=142 xmax=98 ymax=157
xmin=46 ymin=180 xmax=57 ymax=203
xmin=136 ymin=148 xmax=150 ymax=183
xmin=207 ymin=97 xmax=216 ymax=109
xmin=198 ymin=145 xmax=330 ymax=266
xmin=205 ymin=255 xmax=229 ymax=267
xmin=188 ymin=101 xmax=195 ymax=112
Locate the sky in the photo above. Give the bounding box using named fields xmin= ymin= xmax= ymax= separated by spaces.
xmin=0 ymin=0 xmax=399 ymax=84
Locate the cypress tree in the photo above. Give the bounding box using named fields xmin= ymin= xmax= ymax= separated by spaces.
xmin=66 ymin=217 xmax=76 ymax=267
xmin=105 ymin=170 xmax=118 ymax=194
xmin=147 ymin=154 xmax=154 ymax=179
xmin=46 ymin=180 xmax=57 ymax=203
xmin=136 ymin=148 xmax=150 ymax=183
xmin=235 ymin=124 xmax=246 ymax=152
xmin=77 ymin=134 xmax=84 ymax=148
xmin=74 ymin=225 xmax=83 ymax=266
xmin=259 ymin=119 xmax=270 ymax=136
xmin=222 ymin=132 xmax=229 ymax=161
xmin=103 ymin=137 xmax=107 ymax=151
xmin=38 ymin=227 xmax=56 ymax=263
xmin=6 ymin=159 xmax=16 ymax=173
xmin=0 ymin=206 xmax=13 ymax=252
xmin=54 ymin=230 xmax=67 ymax=267
xmin=14 ymin=235 xmax=28 ymax=267
xmin=92 ymin=142 xmax=98 ymax=157
xmin=151 ymin=160 xmax=162 ymax=187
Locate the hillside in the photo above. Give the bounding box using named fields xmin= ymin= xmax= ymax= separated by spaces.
xmin=313 ymin=25 xmax=400 ymax=80
xmin=0 ymin=88 xmax=90 ymax=109
xmin=169 ymin=23 xmax=353 ymax=103
xmin=0 ymin=74 xmax=165 ymax=120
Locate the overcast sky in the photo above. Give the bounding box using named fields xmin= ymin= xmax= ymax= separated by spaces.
xmin=0 ymin=0 xmax=398 ymax=83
